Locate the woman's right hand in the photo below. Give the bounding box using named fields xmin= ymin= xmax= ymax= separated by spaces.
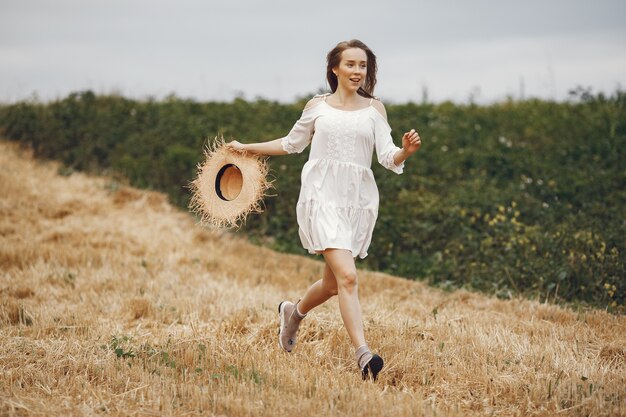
xmin=226 ymin=140 xmax=247 ymax=153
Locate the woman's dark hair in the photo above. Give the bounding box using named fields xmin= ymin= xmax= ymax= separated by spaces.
xmin=326 ymin=39 xmax=378 ymax=99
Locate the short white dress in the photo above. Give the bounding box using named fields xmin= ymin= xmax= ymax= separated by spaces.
xmin=280 ymin=94 xmax=404 ymax=259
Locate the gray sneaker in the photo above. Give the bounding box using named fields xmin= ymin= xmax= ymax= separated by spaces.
xmin=278 ymin=300 xmax=305 ymax=352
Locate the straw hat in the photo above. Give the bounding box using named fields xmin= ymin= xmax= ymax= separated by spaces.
xmin=189 ymin=138 xmax=272 ymax=228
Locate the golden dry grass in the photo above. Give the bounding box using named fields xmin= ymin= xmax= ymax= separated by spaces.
xmin=0 ymin=140 xmax=624 ymax=417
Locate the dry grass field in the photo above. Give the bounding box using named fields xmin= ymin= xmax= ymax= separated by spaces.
xmin=0 ymin=140 xmax=624 ymax=416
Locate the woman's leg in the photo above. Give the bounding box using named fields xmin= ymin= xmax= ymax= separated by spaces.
xmin=322 ymin=249 xmax=365 ymax=349
xmin=297 ymin=263 xmax=338 ymax=314
xmin=278 ymin=264 xmax=338 ymax=352
xmin=322 ymin=249 xmax=383 ymax=379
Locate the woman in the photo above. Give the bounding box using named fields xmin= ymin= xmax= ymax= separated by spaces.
xmin=227 ymin=39 xmax=421 ymax=381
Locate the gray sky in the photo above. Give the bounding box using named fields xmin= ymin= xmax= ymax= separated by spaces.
xmin=1 ymin=0 xmax=625 ymax=104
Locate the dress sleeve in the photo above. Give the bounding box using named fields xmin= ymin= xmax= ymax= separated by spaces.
xmin=281 ymin=103 xmax=319 ymax=154
xmin=373 ymin=111 xmax=404 ymax=174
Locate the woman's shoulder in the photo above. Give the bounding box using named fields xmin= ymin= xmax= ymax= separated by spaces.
xmin=303 ymin=94 xmax=329 ymax=111
xmin=370 ymin=97 xmax=388 ymax=120
xmin=304 ymin=93 xmax=330 ymax=110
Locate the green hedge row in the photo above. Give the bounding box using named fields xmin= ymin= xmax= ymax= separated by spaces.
xmin=1 ymin=89 xmax=624 ymax=311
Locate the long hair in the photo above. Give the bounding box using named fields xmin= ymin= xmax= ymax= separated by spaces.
xmin=326 ymin=39 xmax=378 ymax=99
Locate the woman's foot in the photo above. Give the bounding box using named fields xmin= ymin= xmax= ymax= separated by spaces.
xmin=278 ymin=300 xmax=305 ymax=352
xmin=361 ymin=354 xmax=384 ymax=381
xmin=356 ymin=345 xmax=384 ymax=381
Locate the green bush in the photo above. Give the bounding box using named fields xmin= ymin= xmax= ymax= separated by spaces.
xmin=1 ymin=89 xmax=623 ymax=311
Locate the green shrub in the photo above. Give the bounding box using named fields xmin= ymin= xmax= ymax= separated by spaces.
xmin=1 ymin=89 xmax=623 ymax=311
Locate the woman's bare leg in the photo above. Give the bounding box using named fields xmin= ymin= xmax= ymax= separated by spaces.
xmin=281 ymin=248 xmax=382 ymax=378
xmin=278 ymin=264 xmax=338 ymax=352
xmin=297 ymin=263 xmax=338 ymax=314
xmin=322 ymin=249 xmax=366 ymax=349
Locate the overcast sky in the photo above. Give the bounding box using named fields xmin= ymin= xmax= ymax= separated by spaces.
xmin=1 ymin=0 xmax=625 ymax=104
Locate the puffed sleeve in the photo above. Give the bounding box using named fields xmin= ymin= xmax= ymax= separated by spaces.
xmin=281 ymin=103 xmax=320 ymax=154
xmin=373 ymin=112 xmax=404 ymax=174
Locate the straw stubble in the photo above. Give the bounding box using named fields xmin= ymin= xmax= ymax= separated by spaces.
xmin=0 ymin=141 xmax=624 ymax=416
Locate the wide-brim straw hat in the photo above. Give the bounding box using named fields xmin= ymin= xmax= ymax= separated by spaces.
xmin=189 ymin=138 xmax=272 ymax=228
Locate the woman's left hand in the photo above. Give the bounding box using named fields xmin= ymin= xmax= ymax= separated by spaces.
xmin=402 ymin=129 xmax=422 ymax=154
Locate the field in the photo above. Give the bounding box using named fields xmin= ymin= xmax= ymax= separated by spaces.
xmin=0 ymin=140 xmax=624 ymax=416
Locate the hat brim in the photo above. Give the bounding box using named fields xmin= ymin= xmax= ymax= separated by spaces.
xmin=189 ymin=139 xmax=272 ymax=228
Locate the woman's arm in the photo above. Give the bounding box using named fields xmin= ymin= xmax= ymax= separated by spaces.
xmin=227 ymin=138 xmax=288 ymax=156
xmin=227 ymin=96 xmax=323 ymax=157
xmin=394 ymin=129 xmax=421 ymax=165
xmin=371 ymin=100 xmax=422 ymax=167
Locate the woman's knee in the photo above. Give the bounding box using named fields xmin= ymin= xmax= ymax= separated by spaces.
xmin=323 ymin=249 xmax=357 ymax=292
xmin=336 ymin=269 xmax=358 ymax=290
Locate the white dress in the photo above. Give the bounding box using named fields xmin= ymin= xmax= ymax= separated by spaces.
xmin=280 ymin=94 xmax=404 ymax=259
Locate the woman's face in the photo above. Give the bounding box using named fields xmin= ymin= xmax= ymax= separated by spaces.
xmin=333 ymin=48 xmax=367 ymax=93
